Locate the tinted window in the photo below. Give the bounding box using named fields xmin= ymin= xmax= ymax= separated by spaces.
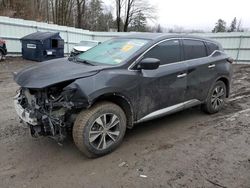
xmin=144 ymin=40 xmax=181 ymax=65
xmin=183 ymin=39 xmax=207 ymax=60
xmin=206 ymin=42 xmax=219 ymax=55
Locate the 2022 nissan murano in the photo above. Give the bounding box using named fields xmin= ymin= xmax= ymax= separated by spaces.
xmin=13 ymin=34 xmax=233 ymax=157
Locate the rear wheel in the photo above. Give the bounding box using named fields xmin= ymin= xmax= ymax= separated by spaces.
xmin=73 ymin=102 xmax=127 ymax=158
xmin=202 ymin=81 xmax=227 ymax=114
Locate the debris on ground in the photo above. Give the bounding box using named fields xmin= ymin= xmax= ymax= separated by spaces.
xmin=118 ymin=161 xmax=128 ymax=167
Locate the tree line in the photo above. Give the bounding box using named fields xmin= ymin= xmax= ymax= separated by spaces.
xmin=212 ymin=17 xmax=244 ymax=33
xmin=0 ymin=0 xmax=155 ymax=32
xmin=0 ymin=1 xmax=246 ymax=33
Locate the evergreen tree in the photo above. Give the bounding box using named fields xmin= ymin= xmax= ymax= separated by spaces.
xmin=156 ymin=24 xmax=163 ymax=33
xmin=212 ymin=19 xmax=226 ymax=33
xmin=85 ymin=0 xmax=103 ymax=31
xmin=228 ymin=17 xmax=237 ymax=32
xmin=129 ymin=12 xmax=147 ymax=32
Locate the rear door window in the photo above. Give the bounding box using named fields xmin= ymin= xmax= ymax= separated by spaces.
xmin=183 ymin=39 xmax=207 ymax=60
xmin=144 ymin=40 xmax=181 ymax=65
xmin=206 ymin=42 xmax=219 ymax=55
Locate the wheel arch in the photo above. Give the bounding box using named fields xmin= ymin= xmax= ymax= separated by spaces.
xmin=216 ymin=76 xmax=230 ymax=97
xmin=91 ymin=93 xmax=134 ymax=129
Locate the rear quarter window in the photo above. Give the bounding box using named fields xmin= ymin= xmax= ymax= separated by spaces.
xmin=206 ymin=42 xmax=220 ymax=55
xmin=183 ymin=39 xmax=207 ymax=60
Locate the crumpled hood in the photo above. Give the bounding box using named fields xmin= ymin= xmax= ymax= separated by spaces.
xmin=14 ymin=58 xmax=106 ymax=89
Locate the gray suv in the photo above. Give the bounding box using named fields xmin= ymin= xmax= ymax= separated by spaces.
xmin=13 ymin=34 xmax=233 ymax=157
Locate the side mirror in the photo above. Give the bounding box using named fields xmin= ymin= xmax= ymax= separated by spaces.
xmin=138 ymin=58 xmax=160 ymax=70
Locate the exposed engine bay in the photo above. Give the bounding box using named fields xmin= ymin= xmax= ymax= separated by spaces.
xmin=14 ymin=83 xmax=87 ymax=142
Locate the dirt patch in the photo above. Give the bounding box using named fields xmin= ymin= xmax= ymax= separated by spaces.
xmin=0 ymin=58 xmax=250 ymax=188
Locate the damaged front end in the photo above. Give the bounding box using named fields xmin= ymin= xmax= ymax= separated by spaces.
xmin=14 ymin=82 xmax=88 ymax=142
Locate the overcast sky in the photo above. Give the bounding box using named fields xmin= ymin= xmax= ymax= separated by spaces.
xmin=104 ymin=0 xmax=250 ymax=31
xmin=152 ymin=0 xmax=250 ymax=31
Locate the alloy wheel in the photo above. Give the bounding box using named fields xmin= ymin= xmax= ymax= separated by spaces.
xmin=211 ymin=86 xmax=225 ymax=110
xmin=89 ymin=113 xmax=121 ymax=150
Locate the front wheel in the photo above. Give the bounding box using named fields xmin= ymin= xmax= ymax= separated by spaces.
xmin=73 ymin=102 xmax=127 ymax=158
xmin=0 ymin=50 xmax=3 ymax=61
xmin=202 ymin=81 xmax=227 ymax=114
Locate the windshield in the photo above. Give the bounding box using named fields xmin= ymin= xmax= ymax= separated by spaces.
xmin=77 ymin=38 xmax=149 ymax=65
xmin=76 ymin=41 xmax=98 ymax=47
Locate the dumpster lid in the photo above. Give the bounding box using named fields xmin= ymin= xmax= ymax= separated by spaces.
xmin=20 ymin=32 xmax=60 ymax=41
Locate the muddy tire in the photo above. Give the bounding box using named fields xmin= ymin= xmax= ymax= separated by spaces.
xmin=0 ymin=50 xmax=3 ymax=61
xmin=202 ymin=81 xmax=227 ymax=114
xmin=73 ymin=101 xmax=127 ymax=158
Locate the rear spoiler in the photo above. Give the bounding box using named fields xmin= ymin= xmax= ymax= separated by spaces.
xmin=211 ymin=51 xmax=234 ymax=64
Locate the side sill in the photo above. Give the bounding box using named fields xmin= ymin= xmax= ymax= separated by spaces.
xmin=135 ymin=99 xmax=201 ymax=124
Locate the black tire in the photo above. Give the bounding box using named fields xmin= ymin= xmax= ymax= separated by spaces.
xmin=73 ymin=101 xmax=127 ymax=158
xmin=202 ymin=81 xmax=227 ymax=114
xmin=0 ymin=50 xmax=3 ymax=61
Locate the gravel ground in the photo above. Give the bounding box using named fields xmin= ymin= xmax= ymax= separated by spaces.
xmin=0 ymin=57 xmax=250 ymax=188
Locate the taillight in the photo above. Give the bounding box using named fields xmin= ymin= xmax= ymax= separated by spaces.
xmin=227 ymin=57 xmax=234 ymax=64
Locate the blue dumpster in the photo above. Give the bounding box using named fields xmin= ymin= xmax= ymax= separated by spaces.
xmin=20 ymin=32 xmax=64 ymax=62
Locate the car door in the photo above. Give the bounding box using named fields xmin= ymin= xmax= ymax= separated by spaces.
xmin=136 ymin=39 xmax=188 ymax=120
xmin=182 ymin=39 xmax=218 ymax=102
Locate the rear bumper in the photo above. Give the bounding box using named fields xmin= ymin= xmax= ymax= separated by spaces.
xmin=13 ymin=94 xmax=37 ymax=125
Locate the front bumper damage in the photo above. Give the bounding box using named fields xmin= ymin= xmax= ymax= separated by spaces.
xmin=13 ymin=87 xmax=87 ymax=142
xmin=14 ymin=94 xmax=37 ymax=125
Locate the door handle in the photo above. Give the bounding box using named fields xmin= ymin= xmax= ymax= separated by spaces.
xmin=208 ymin=64 xmax=216 ymax=68
xmin=177 ymin=73 xmax=187 ymax=78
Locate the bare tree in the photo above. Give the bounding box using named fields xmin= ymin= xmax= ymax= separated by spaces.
xmin=114 ymin=0 xmax=155 ymax=32
xmin=123 ymin=0 xmax=132 ymax=32
xmin=0 ymin=0 xmax=46 ymax=20
xmin=236 ymin=19 xmax=244 ymax=32
xmin=50 ymin=0 xmax=74 ymax=26
xmin=115 ymin=0 xmax=124 ymax=32
xmin=75 ymin=0 xmax=86 ymax=28
xmin=0 ymin=0 xmax=114 ymax=31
